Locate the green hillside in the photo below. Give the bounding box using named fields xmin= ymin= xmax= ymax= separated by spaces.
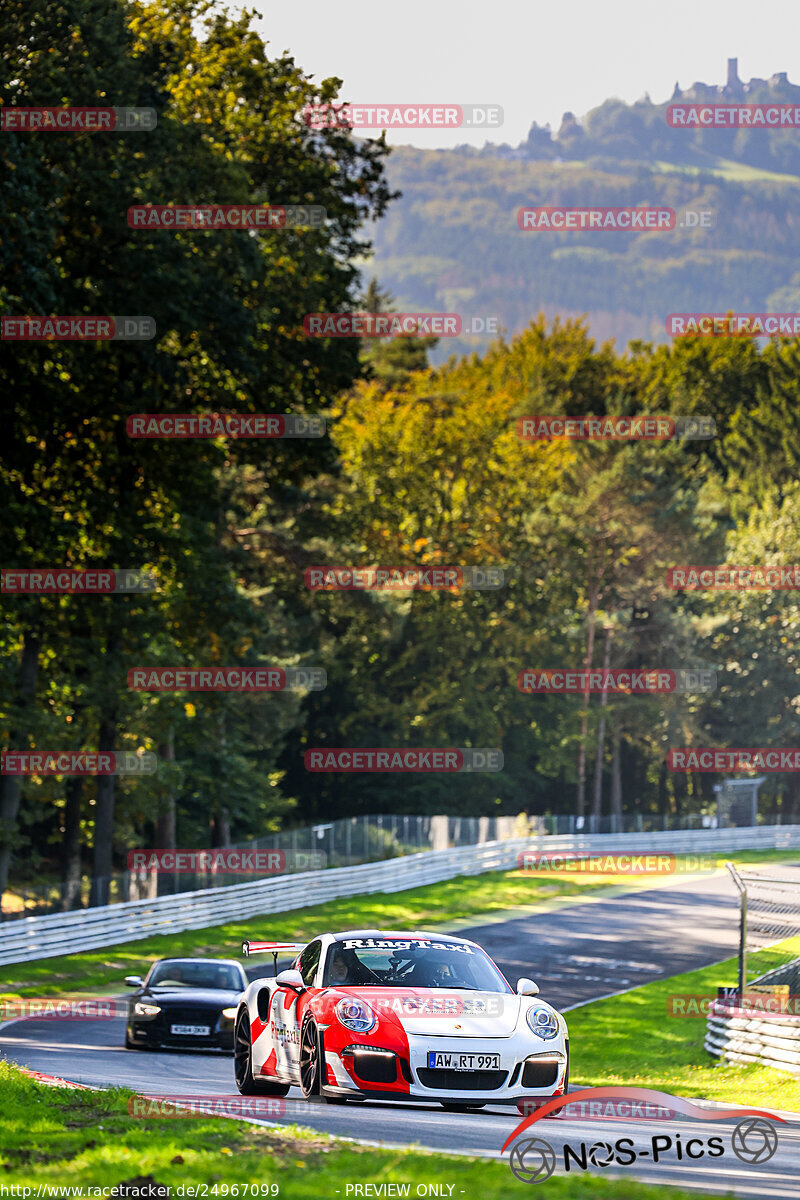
xmin=367 ymin=65 xmax=800 ymax=358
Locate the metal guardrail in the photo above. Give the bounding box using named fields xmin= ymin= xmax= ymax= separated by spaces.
xmin=1 ymin=824 xmax=799 ymax=967
xmin=5 ymin=809 xmax=733 ymax=920
xmin=705 ymin=862 xmax=800 ymax=1076
xmin=2 ymin=813 xmax=523 ymax=918
xmin=705 ymin=1012 xmax=800 ymax=1075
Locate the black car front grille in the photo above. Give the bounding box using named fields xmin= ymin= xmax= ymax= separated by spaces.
xmin=351 ymin=1052 xmax=397 ymax=1084
xmin=521 ymin=1060 xmax=559 ymax=1088
xmin=162 ymin=1007 xmax=219 ymax=1026
xmin=417 ymin=1068 xmax=507 ymax=1090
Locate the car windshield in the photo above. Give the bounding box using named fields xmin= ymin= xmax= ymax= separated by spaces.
xmin=321 ymin=938 xmax=511 ymax=992
xmin=148 ymin=961 xmax=242 ymax=990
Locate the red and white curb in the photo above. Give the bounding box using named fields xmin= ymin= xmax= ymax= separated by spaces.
xmin=16 ymin=1066 xmax=93 ymax=1090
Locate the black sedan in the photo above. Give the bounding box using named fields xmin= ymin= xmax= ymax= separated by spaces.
xmin=124 ymin=957 xmax=247 ymax=1051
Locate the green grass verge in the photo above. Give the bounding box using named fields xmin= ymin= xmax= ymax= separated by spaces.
xmin=1 ymin=849 xmax=796 ymax=1000
xmin=569 ymin=936 xmax=800 ymax=1109
xmin=0 ymin=1061 xmax=726 ymax=1197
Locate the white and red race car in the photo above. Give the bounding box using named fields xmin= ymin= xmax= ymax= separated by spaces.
xmin=234 ymin=929 xmax=568 ymax=1110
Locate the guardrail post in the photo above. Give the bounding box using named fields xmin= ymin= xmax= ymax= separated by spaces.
xmin=726 ymin=861 xmax=747 ymax=994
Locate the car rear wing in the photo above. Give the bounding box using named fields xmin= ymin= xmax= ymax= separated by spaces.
xmin=241 ymin=940 xmax=307 ymax=975
xmin=241 ymin=940 xmax=307 ymax=958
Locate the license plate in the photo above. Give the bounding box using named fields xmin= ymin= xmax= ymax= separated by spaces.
xmin=170 ymin=1024 xmax=210 ymax=1036
xmin=427 ymin=1052 xmax=500 ymax=1071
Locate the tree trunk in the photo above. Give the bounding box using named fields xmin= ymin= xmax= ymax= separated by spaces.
xmin=591 ymin=626 xmax=613 ymax=823
xmin=209 ymin=811 xmax=231 ymax=849
xmin=90 ymin=717 xmax=117 ymax=907
xmin=0 ymin=632 xmax=40 ymax=902
xmin=576 ymin=583 xmax=600 ymax=820
xmin=61 ymin=776 xmax=84 ymax=910
xmin=155 ymin=731 xmax=176 ymax=848
xmin=657 ymin=758 xmax=668 ymax=825
xmin=610 ymin=730 xmax=623 ymax=832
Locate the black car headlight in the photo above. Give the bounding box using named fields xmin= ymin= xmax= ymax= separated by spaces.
xmin=134 ymin=1001 xmax=161 ymax=1017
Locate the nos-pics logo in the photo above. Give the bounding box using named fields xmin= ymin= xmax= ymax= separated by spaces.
xmin=503 ymin=1088 xmax=782 ymax=1184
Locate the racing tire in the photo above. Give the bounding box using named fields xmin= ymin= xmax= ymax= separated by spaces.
xmin=234 ymin=1009 xmax=290 ymax=1097
xmin=124 ymin=1031 xmax=145 ymax=1050
xmin=299 ymin=1015 xmax=322 ymax=1098
xmin=439 ymin=1103 xmax=486 ymax=1111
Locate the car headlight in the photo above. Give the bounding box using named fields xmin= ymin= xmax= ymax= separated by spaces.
xmin=526 ymin=1004 xmax=559 ymax=1040
xmin=222 ymin=1007 xmax=238 ymax=1019
xmin=335 ymin=997 xmax=376 ymax=1033
xmin=134 ymin=1002 xmax=161 ymax=1017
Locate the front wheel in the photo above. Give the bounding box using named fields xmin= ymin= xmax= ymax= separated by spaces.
xmin=299 ymin=1015 xmax=322 ymax=1097
xmin=234 ymin=1009 xmax=289 ymax=1096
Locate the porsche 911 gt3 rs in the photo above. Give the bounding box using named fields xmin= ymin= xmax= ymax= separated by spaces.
xmin=233 ymin=930 xmax=569 ymax=1108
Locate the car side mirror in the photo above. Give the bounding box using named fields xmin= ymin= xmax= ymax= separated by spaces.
xmin=276 ymin=968 xmax=306 ymax=993
xmin=124 ymin=975 xmax=144 ymax=988
xmin=516 ymin=977 xmax=539 ymax=996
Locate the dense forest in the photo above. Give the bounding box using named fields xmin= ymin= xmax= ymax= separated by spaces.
xmin=2 ymin=3 xmax=800 ymax=905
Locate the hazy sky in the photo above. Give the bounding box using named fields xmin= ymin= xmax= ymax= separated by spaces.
xmin=251 ymin=0 xmax=800 ymax=148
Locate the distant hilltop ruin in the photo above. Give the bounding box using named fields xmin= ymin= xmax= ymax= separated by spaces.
xmin=671 ymin=58 xmax=799 ymax=102
xmin=497 ymin=59 xmax=800 ymax=164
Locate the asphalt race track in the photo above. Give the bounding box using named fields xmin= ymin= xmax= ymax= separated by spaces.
xmin=3 ymin=870 xmax=799 ymax=1197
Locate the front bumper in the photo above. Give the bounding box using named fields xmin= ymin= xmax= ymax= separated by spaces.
xmin=127 ymin=1013 xmax=235 ymax=1050
xmin=323 ymin=1031 xmax=568 ymax=1101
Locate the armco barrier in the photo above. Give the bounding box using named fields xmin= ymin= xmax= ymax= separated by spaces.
xmin=705 ymin=1010 xmax=800 ymax=1076
xmin=705 ymin=941 xmax=800 ymax=1077
xmin=1 ymin=825 xmax=799 ymax=967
